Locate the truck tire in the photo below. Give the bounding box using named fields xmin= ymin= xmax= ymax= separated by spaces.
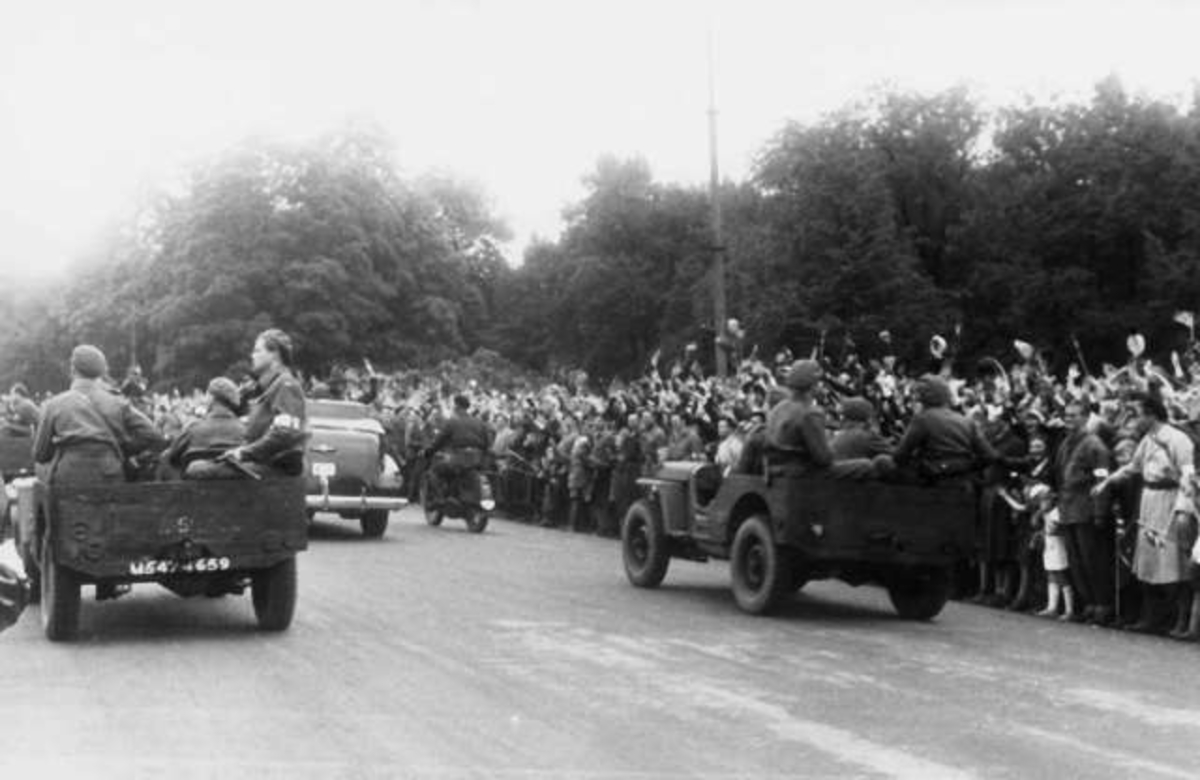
xmin=41 ymin=540 xmax=80 ymax=642
xmin=465 ymin=510 xmax=488 ymax=534
xmin=622 ymin=500 xmax=670 ymax=588
xmin=360 ymin=510 xmax=389 ymax=538
xmin=730 ymin=514 xmax=791 ymax=615
xmin=252 ymin=557 xmax=297 ymax=631
xmin=887 ymin=567 xmax=951 ymax=620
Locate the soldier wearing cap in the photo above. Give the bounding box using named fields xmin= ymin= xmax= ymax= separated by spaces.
xmin=225 ymin=329 xmax=308 ymax=477
xmin=762 ymin=359 xmax=834 ymax=474
xmin=163 ymin=377 xmax=247 ymax=479
xmin=830 ymin=397 xmax=895 ymax=480
xmin=33 ymin=345 xmax=165 ymax=484
xmin=893 ymin=374 xmax=997 ymax=481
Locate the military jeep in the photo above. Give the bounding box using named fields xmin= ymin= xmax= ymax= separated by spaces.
xmin=621 ymin=462 xmax=975 ymax=619
xmin=15 ymin=476 xmax=307 ymax=641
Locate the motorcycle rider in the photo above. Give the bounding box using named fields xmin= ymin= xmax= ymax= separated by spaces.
xmin=425 ymin=394 xmax=492 ymax=501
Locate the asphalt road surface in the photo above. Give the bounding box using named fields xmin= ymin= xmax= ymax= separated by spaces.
xmin=2 ymin=507 xmax=1198 ymax=779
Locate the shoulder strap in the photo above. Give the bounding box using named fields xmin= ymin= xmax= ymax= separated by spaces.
xmin=73 ymin=389 xmax=126 ymax=457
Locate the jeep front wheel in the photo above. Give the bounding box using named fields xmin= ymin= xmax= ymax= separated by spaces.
xmin=621 ymin=500 xmax=670 ymax=588
xmin=887 ymin=567 xmax=951 ymax=620
xmin=361 ymin=509 xmax=389 ymax=538
xmin=730 ymin=514 xmax=790 ymax=615
xmin=252 ymin=557 xmax=297 ymax=631
xmin=40 ymin=539 xmax=80 ymax=642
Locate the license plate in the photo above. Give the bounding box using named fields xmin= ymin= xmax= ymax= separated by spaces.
xmin=312 ymin=462 xmax=336 ymax=478
xmin=128 ymin=557 xmax=232 ymax=576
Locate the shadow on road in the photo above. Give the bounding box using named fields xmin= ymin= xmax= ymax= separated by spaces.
xmin=641 ymin=581 xmax=906 ymax=623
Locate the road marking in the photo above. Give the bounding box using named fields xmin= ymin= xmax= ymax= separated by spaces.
xmin=1063 ymin=688 xmax=1200 ymax=730
xmin=1017 ymin=725 xmax=1194 ymax=779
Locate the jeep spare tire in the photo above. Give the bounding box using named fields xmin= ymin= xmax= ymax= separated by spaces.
xmin=621 ymin=500 xmax=670 ymax=588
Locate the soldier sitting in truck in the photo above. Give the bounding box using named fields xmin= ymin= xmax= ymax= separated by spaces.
xmin=163 ymin=377 xmax=246 ymax=479
xmin=893 ymin=375 xmax=998 ymax=483
xmin=762 ymin=359 xmax=834 ymax=476
xmin=33 ymin=344 xmax=166 ymax=485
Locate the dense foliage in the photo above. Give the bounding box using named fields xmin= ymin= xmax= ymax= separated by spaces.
xmin=5 ymin=78 xmax=1200 ymax=391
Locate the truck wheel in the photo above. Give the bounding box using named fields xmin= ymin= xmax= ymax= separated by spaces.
xmin=40 ymin=540 xmax=80 ymax=642
xmin=622 ymin=500 xmax=670 ymax=588
xmin=420 ymin=479 xmax=443 ymax=526
xmin=252 ymin=557 xmax=297 ymax=631
xmin=465 ymin=510 xmax=488 ymax=534
xmin=887 ymin=567 xmax=950 ymax=620
xmin=730 ymin=514 xmax=791 ymax=615
xmin=360 ymin=510 xmax=389 ymax=538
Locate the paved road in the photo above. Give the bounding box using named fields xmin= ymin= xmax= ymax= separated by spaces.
xmin=2 ymin=507 xmax=1198 ymax=779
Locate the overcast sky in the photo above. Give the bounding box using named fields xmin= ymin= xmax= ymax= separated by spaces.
xmin=2 ymin=0 xmax=1198 ymax=281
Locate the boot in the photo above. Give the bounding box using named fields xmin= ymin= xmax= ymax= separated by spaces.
xmin=1170 ymin=593 xmax=1200 ymax=640
xmin=1126 ymin=586 xmax=1160 ymax=634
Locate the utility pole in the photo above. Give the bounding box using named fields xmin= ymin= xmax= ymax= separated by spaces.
xmin=707 ymin=27 xmax=728 ymax=377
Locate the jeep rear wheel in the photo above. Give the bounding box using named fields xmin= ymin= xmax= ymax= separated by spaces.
xmin=622 ymin=500 xmax=670 ymax=588
xmin=252 ymin=557 xmax=297 ymax=632
xmin=361 ymin=509 xmax=389 ymax=538
xmin=887 ymin=567 xmax=951 ymax=620
xmin=730 ymin=514 xmax=791 ymax=615
xmin=41 ymin=539 xmax=80 ymax=642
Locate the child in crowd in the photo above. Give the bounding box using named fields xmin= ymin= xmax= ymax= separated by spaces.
xmin=1035 ymin=488 xmax=1076 ymax=620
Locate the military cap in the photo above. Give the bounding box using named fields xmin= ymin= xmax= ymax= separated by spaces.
xmin=207 ymin=376 xmax=240 ymax=411
xmin=70 ymin=344 xmax=108 ymax=379
xmin=915 ymin=375 xmax=952 ymax=408
xmin=784 ymin=359 xmax=823 ymax=391
xmin=841 ymin=397 xmax=874 ymax=422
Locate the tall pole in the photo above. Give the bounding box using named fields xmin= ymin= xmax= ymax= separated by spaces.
xmin=707 ymin=27 xmax=728 ymax=377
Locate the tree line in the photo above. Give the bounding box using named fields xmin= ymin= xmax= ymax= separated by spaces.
xmin=4 ymin=77 xmax=1200 ymax=391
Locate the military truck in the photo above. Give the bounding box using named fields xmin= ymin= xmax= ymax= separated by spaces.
xmin=14 ymin=476 xmax=307 ymax=641
xmin=621 ymin=462 xmax=975 ymax=619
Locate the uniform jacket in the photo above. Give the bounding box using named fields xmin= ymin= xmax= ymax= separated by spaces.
xmin=242 ymin=366 xmax=307 ymax=468
xmin=830 ymin=426 xmax=893 ymax=461
xmin=33 ymin=378 xmax=163 ymax=464
xmin=893 ymin=407 xmax=995 ymax=472
xmin=765 ymin=398 xmax=833 ymax=469
xmin=164 ymin=406 xmax=246 ymax=469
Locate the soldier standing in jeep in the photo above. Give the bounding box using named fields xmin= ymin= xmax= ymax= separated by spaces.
xmin=226 ymin=329 xmax=308 ymax=478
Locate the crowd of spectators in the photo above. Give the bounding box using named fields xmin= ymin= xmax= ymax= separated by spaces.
xmin=8 ymin=327 xmax=1200 ymax=640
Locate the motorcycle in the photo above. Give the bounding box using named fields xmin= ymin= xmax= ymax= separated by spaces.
xmin=419 ymin=456 xmax=493 ymax=534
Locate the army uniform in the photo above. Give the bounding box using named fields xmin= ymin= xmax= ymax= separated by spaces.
xmin=33 ymin=377 xmax=164 ymax=485
xmin=241 ymin=366 xmax=308 ymax=477
xmin=164 ymin=406 xmax=247 ymax=478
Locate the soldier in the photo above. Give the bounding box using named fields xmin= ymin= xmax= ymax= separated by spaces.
xmin=762 ymin=359 xmax=834 ymax=475
xmin=163 ymin=377 xmax=246 ymax=479
xmin=33 ymin=345 xmax=165 ymax=485
xmin=225 ymin=329 xmax=308 ymax=478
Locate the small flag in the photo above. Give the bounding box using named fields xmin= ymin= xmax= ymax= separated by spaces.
xmin=1174 ymin=311 xmax=1194 ymax=330
xmin=1013 ymin=340 xmax=1034 ymax=361
xmin=1127 ymin=332 xmax=1146 ymax=359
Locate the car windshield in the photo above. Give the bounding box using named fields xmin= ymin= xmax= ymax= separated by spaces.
xmin=307 ymin=401 xmax=370 ymax=420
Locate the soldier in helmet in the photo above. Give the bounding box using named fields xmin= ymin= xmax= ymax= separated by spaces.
xmin=763 ymin=359 xmax=834 ymax=475
xmin=893 ymin=374 xmax=997 ymax=481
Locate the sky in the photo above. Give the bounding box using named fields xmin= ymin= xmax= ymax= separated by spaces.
xmin=2 ymin=0 xmax=1198 ymax=281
